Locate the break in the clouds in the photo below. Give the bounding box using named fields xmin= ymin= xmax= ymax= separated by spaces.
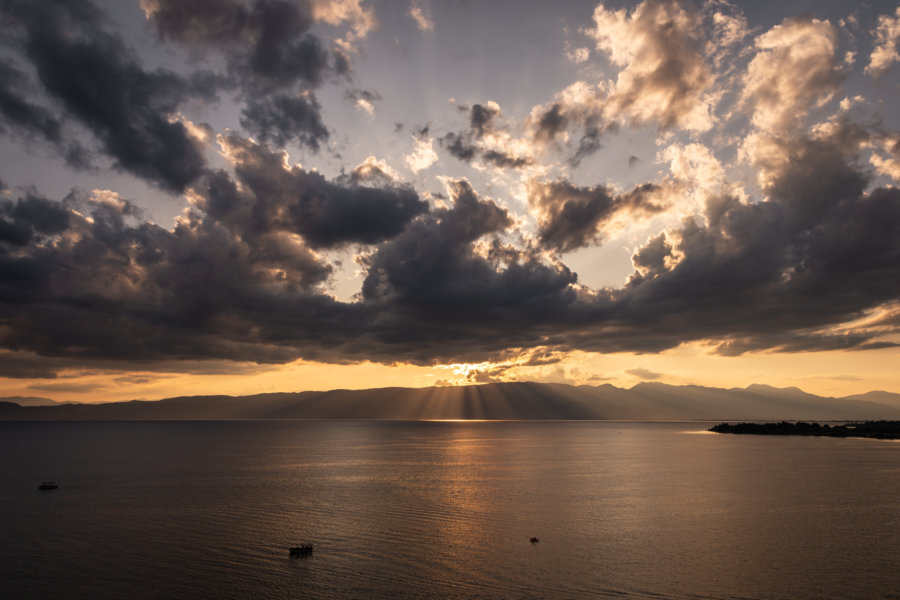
xmin=1 ymin=0 xmax=900 ymax=379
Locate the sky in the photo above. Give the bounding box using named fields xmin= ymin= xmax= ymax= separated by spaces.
xmin=1 ymin=0 xmax=900 ymax=403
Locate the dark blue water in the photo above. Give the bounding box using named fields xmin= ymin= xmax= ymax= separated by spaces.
xmin=2 ymin=421 xmax=899 ymax=599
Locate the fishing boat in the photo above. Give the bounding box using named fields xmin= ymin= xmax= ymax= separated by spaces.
xmin=38 ymin=482 xmax=58 ymax=490
xmin=289 ymin=544 xmax=313 ymax=556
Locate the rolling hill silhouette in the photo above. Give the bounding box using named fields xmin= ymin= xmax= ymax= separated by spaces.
xmin=2 ymin=382 xmax=899 ymax=421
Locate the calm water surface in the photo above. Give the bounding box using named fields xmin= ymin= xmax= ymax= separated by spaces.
xmin=2 ymin=420 xmax=899 ymax=599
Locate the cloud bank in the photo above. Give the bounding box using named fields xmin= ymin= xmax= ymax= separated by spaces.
xmin=1 ymin=0 xmax=899 ymax=379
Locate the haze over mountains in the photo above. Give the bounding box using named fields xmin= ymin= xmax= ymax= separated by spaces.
xmin=0 ymin=396 xmax=61 ymax=407
xmin=2 ymin=382 xmax=900 ymax=421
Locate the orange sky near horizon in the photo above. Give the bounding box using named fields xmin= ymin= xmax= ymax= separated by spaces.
xmin=3 ymin=343 xmax=898 ymax=404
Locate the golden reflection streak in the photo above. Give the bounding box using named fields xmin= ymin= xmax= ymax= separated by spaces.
xmin=431 ymin=425 xmax=493 ymax=561
xmin=420 ymin=419 xmax=496 ymax=422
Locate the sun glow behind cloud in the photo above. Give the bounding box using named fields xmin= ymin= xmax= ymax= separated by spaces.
xmin=1 ymin=0 xmax=899 ymax=402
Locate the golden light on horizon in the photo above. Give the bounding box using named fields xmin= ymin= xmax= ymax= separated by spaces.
xmin=3 ymin=342 xmax=897 ymax=405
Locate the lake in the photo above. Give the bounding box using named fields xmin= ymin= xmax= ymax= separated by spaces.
xmin=2 ymin=420 xmax=899 ymax=599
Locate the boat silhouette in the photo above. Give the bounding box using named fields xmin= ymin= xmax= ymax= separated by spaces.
xmin=289 ymin=544 xmax=313 ymax=557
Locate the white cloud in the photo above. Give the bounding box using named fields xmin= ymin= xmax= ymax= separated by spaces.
xmin=355 ymin=98 xmax=375 ymax=116
xmin=567 ymin=47 xmax=590 ymax=63
xmin=409 ymin=1 xmax=434 ymax=32
xmin=741 ymin=17 xmax=841 ymax=135
xmin=312 ymin=0 xmax=378 ymax=53
xmin=660 ymin=142 xmax=728 ymax=213
xmin=738 ymin=17 xmax=843 ymax=185
xmin=587 ymin=0 xmax=719 ymax=132
xmin=405 ymin=135 xmax=438 ymax=173
xmin=90 ymin=189 xmax=128 ymax=210
xmin=870 ymin=135 xmax=900 ymax=181
xmin=350 ymin=156 xmax=401 ymax=186
xmin=866 ymin=6 xmax=900 ymax=76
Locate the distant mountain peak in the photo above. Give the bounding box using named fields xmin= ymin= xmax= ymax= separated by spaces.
xmin=0 ymin=396 xmax=59 ymax=407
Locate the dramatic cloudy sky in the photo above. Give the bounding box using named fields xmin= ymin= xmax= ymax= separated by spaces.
xmin=2 ymin=0 xmax=900 ymax=402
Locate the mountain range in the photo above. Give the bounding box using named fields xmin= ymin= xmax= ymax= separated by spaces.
xmin=3 ymin=382 xmax=900 ymax=421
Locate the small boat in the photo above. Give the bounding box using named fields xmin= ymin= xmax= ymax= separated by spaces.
xmin=289 ymin=544 xmax=313 ymax=556
xmin=530 ymin=537 xmax=539 ymax=543
xmin=38 ymin=482 xmax=58 ymax=490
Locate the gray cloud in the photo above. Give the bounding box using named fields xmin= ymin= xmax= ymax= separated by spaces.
xmin=0 ymin=186 xmax=346 ymax=365
xmin=357 ymin=179 xmax=580 ymax=363
xmin=0 ymin=61 xmax=63 ymax=143
xmin=1 ymin=124 xmax=899 ymax=374
xmin=529 ymin=181 xmax=664 ymax=252
xmin=626 ymin=368 xmax=662 ymax=380
xmin=533 ymin=103 xmax=568 ymax=144
xmin=1 ymin=0 xmax=899 ymax=377
xmin=0 ymin=191 xmax=71 ymax=247
xmin=0 ymin=173 xmax=575 ymax=369
xmin=441 ymin=132 xmax=477 ymax=162
xmin=529 ymin=99 xmax=618 ymax=167
xmin=205 ymin=135 xmax=428 ymax=248
xmin=28 ymin=381 xmax=106 ymax=393
xmin=143 ymin=0 xmax=327 ymax=89
xmin=240 ymin=93 xmax=328 ymax=151
xmin=468 ymin=103 xmax=501 ymax=138
xmin=143 ymin=0 xmax=337 ymax=151
xmin=0 ymin=353 xmax=61 ymax=379
xmin=440 ymin=103 xmax=535 ymax=169
xmin=612 ymin=130 xmax=900 ymax=355
xmin=1 ymin=0 xmax=211 ymax=192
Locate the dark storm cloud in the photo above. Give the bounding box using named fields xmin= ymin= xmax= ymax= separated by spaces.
xmin=0 ymin=61 xmax=63 ymax=143
xmin=143 ymin=0 xmax=325 ymax=89
xmin=0 ymin=190 xmax=73 ymax=248
xmin=1 ymin=0 xmax=210 ymax=192
xmin=205 ymin=135 xmax=428 ymax=248
xmin=246 ymin=30 xmax=328 ymax=91
xmin=0 ymin=173 xmax=578 ymax=370
xmin=140 ymin=0 xmax=257 ymax=45
xmin=529 ymin=181 xmax=664 ymax=252
xmin=240 ymin=93 xmax=329 ymax=150
xmin=1 ymin=115 xmax=899 ymax=371
xmin=0 ymin=60 xmax=93 ymax=169
xmin=357 ymin=179 xmax=580 ymax=362
xmin=0 ymin=185 xmax=347 ymax=366
xmin=0 ymin=353 xmax=61 ymax=379
xmin=143 ymin=0 xmax=337 ymax=150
